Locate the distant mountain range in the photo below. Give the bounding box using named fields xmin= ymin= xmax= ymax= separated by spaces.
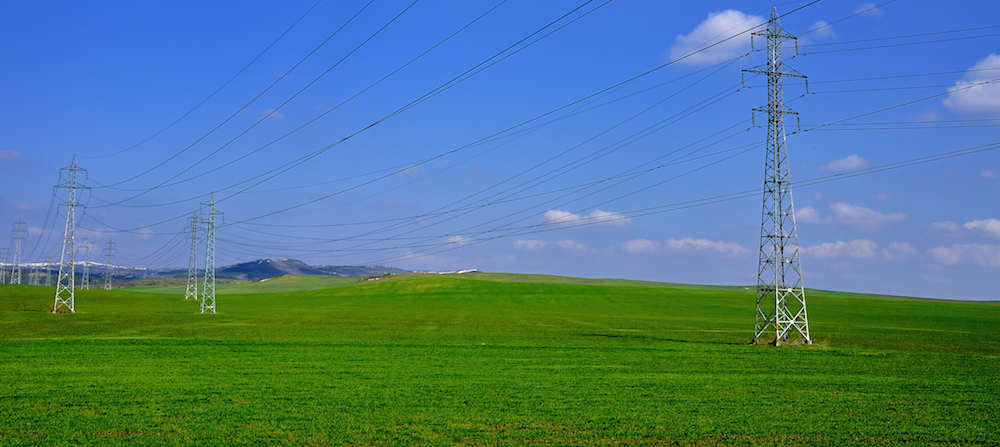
xmin=6 ymin=259 xmax=410 ymax=282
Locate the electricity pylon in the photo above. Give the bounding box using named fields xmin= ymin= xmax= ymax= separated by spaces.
xmin=45 ymin=255 xmax=53 ymax=287
xmin=53 ymin=156 xmax=89 ymax=313
xmin=10 ymin=219 xmax=25 ymax=285
xmin=744 ymin=7 xmax=811 ymax=345
xmin=29 ymin=264 xmax=39 ymax=286
xmin=0 ymin=247 xmax=7 ymax=284
xmin=103 ymin=240 xmax=117 ymax=290
xmin=81 ymin=237 xmax=93 ymax=290
xmin=184 ymin=212 xmax=199 ymax=300
xmin=200 ymin=194 xmax=222 ymax=314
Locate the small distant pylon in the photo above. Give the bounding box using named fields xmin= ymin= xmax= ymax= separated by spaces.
xmin=200 ymin=194 xmax=223 ymax=314
xmin=0 ymin=247 xmax=8 ymax=284
xmin=53 ymin=156 xmax=89 ymax=313
xmin=10 ymin=219 xmax=25 ymax=285
xmin=103 ymin=240 xmax=117 ymax=290
xmin=744 ymin=7 xmax=811 ymax=345
xmin=184 ymin=212 xmax=199 ymax=300
xmin=45 ymin=255 xmax=53 ymax=287
xmin=81 ymin=237 xmax=93 ymax=290
xmin=29 ymin=264 xmax=39 ymax=286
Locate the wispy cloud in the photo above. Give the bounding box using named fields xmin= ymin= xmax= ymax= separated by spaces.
xmin=801 ymin=239 xmax=878 ymax=259
xmin=943 ymin=53 xmax=1000 ymax=117
xmin=513 ymin=239 xmax=589 ymax=252
xmin=0 ymin=149 xmax=24 ymax=162
xmin=448 ymin=235 xmax=473 ymax=245
xmin=964 ymin=218 xmax=1000 ymax=236
xmin=669 ymin=10 xmax=763 ymax=65
xmin=806 ymin=20 xmax=835 ymax=39
xmin=928 ymin=244 xmax=1000 ymax=267
xmin=798 ymin=202 xmax=907 ymax=228
xmin=928 ymin=221 xmax=961 ymax=231
xmin=621 ymin=238 xmax=747 ymax=256
xmin=830 ymin=202 xmax=908 ymax=228
xmin=853 ymin=2 xmax=883 ymax=18
xmin=542 ymin=209 xmax=631 ymax=228
xmin=818 ymin=154 xmax=869 ymax=172
xmin=393 ymin=165 xmax=424 ymax=178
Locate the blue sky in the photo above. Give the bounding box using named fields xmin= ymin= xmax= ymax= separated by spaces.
xmin=2 ymin=0 xmax=1000 ymax=300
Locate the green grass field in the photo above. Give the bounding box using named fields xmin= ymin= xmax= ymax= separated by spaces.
xmin=1 ymin=273 xmax=998 ymax=446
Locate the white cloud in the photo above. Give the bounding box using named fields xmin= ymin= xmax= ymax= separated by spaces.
xmin=448 ymin=235 xmax=472 ymax=245
xmin=621 ymin=239 xmax=659 ymax=254
xmin=394 ymin=165 xmax=424 ymax=178
xmin=981 ymin=169 xmax=1000 ymax=179
xmin=943 ymin=53 xmax=1000 ymax=117
xmin=928 ymin=244 xmax=1000 ymax=267
xmin=260 ymin=108 xmax=285 ymax=121
xmin=796 ymin=206 xmax=826 ymax=224
xmin=542 ymin=209 xmax=631 ymax=228
xmin=829 ymin=202 xmax=908 ymax=228
xmin=853 ymin=3 xmax=883 ymax=17
xmin=621 ymin=237 xmax=747 ymax=256
xmin=881 ymin=242 xmax=917 ymax=260
xmin=871 ymin=192 xmax=908 ymax=202
xmin=553 ymin=240 xmax=589 ymax=251
xmin=929 ymin=221 xmax=961 ymax=231
xmin=669 ymin=10 xmax=763 ymax=65
xmin=799 ymin=202 xmax=907 ymax=228
xmin=0 ymin=149 xmax=23 ymax=162
xmin=964 ymin=218 xmax=1000 ymax=236
xmin=513 ymin=239 xmax=588 ymax=252
xmin=513 ymin=239 xmax=548 ymax=251
xmin=818 ymin=155 xmax=870 ymax=172
xmin=801 ymin=239 xmax=878 ymax=259
xmin=15 ymin=203 xmax=34 ymax=211
xmin=807 ymin=20 xmax=835 ymax=39
xmin=136 ymin=227 xmax=155 ymax=240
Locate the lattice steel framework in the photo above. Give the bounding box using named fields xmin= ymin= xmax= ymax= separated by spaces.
xmin=200 ymin=195 xmax=222 ymax=314
xmin=185 ymin=212 xmax=199 ymax=300
xmin=0 ymin=247 xmax=7 ymax=284
xmin=29 ymin=264 xmax=39 ymax=286
xmin=45 ymin=255 xmax=53 ymax=287
xmin=744 ymin=8 xmax=811 ymax=345
xmin=81 ymin=237 xmax=93 ymax=290
xmin=10 ymin=219 xmax=25 ymax=285
xmin=103 ymin=240 xmax=117 ymax=290
xmin=53 ymin=156 xmax=89 ymax=313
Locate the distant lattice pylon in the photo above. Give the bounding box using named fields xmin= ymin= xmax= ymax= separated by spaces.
xmin=0 ymin=247 xmax=8 ymax=284
xmin=103 ymin=240 xmax=117 ymax=291
xmin=10 ymin=219 xmax=26 ymax=285
xmin=81 ymin=237 xmax=93 ymax=290
xmin=185 ymin=212 xmax=199 ymax=300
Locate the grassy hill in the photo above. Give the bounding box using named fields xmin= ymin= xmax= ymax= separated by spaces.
xmin=1 ymin=273 xmax=997 ymax=445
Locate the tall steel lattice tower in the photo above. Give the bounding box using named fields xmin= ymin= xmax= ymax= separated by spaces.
xmin=81 ymin=237 xmax=93 ymax=290
xmin=744 ymin=8 xmax=811 ymax=345
xmin=45 ymin=255 xmax=53 ymax=287
xmin=53 ymin=156 xmax=89 ymax=313
xmin=201 ymin=195 xmax=222 ymax=314
xmin=184 ymin=212 xmax=199 ymax=300
xmin=10 ymin=219 xmax=26 ymax=285
xmin=103 ymin=240 xmax=117 ymax=290
xmin=0 ymin=247 xmax=8 ymax=284
xmin=29 ymin=264 xmax=39 ymax=286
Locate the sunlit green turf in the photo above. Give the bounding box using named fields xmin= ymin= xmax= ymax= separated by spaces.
xmin=1 ymin=274 xmax=998 ymax=446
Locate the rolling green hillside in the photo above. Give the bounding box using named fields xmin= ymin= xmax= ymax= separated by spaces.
xmin=1 ymin=274 xmax=998 ymax=445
